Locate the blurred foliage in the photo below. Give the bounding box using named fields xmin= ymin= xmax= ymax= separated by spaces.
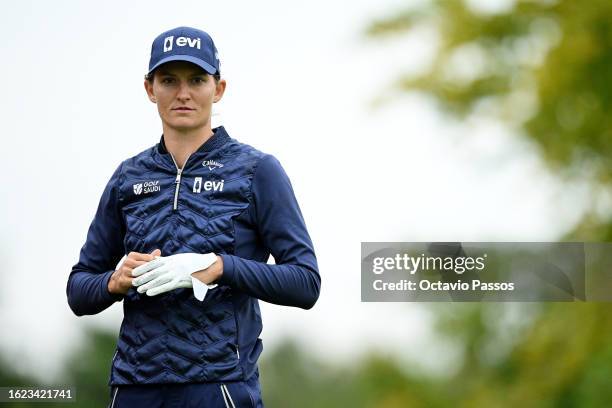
xmin=0 ymin=328 xmax=115 ymax=407
xmin=6 ymin=320 xmax=612 ymax=407
xmin=259 ymin=340 xmax=448 ymax=408
xmin=361 ymin=0 xmax=612 ymax=407
xmin=368 ymin=0 xmax=612 ymax=240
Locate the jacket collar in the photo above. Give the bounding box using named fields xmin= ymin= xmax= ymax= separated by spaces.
xmin=157 ymin=126 xmax=231 ymax=155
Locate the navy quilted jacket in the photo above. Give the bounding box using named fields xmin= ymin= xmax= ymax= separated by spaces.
xmin=66 ymin=126 xmax=321 ymax=385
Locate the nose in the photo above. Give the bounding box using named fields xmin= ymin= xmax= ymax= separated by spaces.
xmin=176 ymin=80 xmax=191 ymax=102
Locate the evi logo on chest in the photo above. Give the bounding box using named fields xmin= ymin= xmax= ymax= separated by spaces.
xmin=193 ymin=177 xmax=224 ymax=193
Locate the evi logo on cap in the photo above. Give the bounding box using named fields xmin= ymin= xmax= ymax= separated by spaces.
xmin=163 ymin=35 xmax=202 ymax=52
xmin=148 ymin=27 xmax=220 ymax=76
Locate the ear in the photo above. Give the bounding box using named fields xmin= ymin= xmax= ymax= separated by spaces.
xmin=144 ymin=79 xmax=157 ymax=103
xmin=213 ymin=78 xmax=227 ymax=103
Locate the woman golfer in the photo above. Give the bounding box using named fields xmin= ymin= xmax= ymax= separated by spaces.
xmin=66 ymin=26 xmax=321 ymax=407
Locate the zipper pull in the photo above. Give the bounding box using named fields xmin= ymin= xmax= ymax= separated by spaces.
xmin=175 ymin=169 xmax=182 ymax=183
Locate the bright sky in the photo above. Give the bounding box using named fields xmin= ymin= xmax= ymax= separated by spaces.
xmin=0 ymin=0 xmax=590 ymax=381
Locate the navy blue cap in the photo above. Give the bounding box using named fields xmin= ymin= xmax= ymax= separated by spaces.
xmin=148 ymin=26 xmax=220 ymax=76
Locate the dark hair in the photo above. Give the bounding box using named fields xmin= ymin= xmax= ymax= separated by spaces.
xmin=145 ymin=69 xmax=221 ymax=84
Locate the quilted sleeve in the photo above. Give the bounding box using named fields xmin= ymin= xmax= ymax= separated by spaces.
xmin=217 ymin=154 xmax=321 ymax=309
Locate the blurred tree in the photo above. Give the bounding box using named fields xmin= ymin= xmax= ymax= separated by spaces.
xmin=0 ymin=327 xmax=116 ymax=407
xmin=63 ymin=327 xmax=117 ymax=407
xmin=259 ymin=338 xmax=448 ymax=408
xmin=0 ymin=354 xmax=41 ymax=408
xmin=367 ymin=0 xmax=612 ymax=239
xmin=363 ymin=1 xmax=612 ymax=407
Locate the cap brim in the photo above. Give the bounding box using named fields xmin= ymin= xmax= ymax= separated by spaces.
xmin=148 ymin=55 xmax=217 ymax=75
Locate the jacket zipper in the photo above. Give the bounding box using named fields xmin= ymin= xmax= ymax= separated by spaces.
xmin=220 ymin=384 xmax=236 ymax=408
xmin=168 ymin=152 xmax=192 ymax=211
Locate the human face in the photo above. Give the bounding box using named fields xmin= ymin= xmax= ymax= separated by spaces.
xmin=144 ymin=61 xmax=226 ymax=133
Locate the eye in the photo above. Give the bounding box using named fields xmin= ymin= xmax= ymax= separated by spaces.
xmin=161 ymin=77 xmax=176 ymax=84
xmin=191 ymin=76 xmax=207 ymax=84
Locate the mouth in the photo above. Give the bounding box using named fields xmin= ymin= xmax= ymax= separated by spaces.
xmin=172 ymin=107 xmax=195 ymax=111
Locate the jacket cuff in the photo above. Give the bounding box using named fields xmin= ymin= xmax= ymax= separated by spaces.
xmin=218 ymin=254 xmax=236 ymax=286
xmin=101 ymin=270 xmax=124 ymax=303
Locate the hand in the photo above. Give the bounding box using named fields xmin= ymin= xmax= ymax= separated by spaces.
xmin=108 ymin=249 xmax=161 ymax=295
xmin=131 ymin=252 xmax=220 ymax=299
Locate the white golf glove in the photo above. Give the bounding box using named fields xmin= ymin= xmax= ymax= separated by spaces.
xmin=131 ymin=253 xmax=219 ymax=300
